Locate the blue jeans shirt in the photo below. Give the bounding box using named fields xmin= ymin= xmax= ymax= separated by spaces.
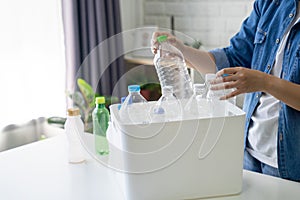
xmin=210 ymin=0 xmax=300 ymax=181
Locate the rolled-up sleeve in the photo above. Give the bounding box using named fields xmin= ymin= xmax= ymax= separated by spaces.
xmin=209 ymin=0 xmax=261 ymax=72
xmin=209 ymin=48 xmax=230 ymax=71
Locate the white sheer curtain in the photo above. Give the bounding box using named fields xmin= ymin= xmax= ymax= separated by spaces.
xmin=0 ymin=0 xmax=66 ymax=128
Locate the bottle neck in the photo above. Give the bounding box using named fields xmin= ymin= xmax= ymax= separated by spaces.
xmin=96 ymin=103 xmax=106 ymax=109
xmin=67 ymin=115 xmax=81 ymax=119
xmin=129 ymin=91 xmax=140 ymax=95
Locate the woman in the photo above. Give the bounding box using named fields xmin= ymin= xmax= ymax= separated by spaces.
xmin=151 ymin=0 xmax=300 ymax=182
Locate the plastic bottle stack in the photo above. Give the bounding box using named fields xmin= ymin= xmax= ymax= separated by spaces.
xmin=92 ymin=96 xmax=110 ymax=155
xmin=151 ymin=86 xmax=181 ymax=122
xmin=119 ymin=85 xmax=151 ymax=124
xmin=64 ymin=108 xmax=85 ymax=163
xmin=153 ymin=35 xmax=193 ymax=99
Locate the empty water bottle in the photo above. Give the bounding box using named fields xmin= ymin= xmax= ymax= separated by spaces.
xmin=150 ymin=86 xmax=181 ymax=122
xmin=184 ymin=83 xmax=207 ymax=119
xmin=153 ymin=35 xmax=193 ymax=99
xmin=205 ymin=73 xmax=227 ymax=116
xmin=221 ymin=74 xmax=237 ymax=106
xmin=119 ymin=85 xmax=150 ymax=124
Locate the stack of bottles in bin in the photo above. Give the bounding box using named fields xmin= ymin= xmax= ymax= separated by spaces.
xmin=118 ymin=82 xmax=235 ymax=124
xmin=118 ymin=34 xmax=236 ymax=124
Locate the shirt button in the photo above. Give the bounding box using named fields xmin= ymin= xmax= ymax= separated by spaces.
xmin=289 ymin=13 xmax=294 ymax=18
xmin=279 ymin=133 xmax=283 ymax=141
xmin=276 ymin=38 xmax=280 ymax=44
xmin=267 ymin=65 xmax=271 ymax=70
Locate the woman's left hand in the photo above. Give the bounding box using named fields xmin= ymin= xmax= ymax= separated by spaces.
xmin=210 ymin=67 xmax=267 ymax=100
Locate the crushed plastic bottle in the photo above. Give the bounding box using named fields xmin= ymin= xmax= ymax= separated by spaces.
xmin=153 ymin=35 xmax=193 ymax=99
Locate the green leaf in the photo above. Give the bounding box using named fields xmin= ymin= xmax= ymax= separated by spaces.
xmin=77 ymin=78 xmax=95 ymax=108
xmin=72 ymin=91 xmax=86 ymax=110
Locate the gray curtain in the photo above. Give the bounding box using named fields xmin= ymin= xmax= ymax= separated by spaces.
xmin=62 ymin=0 xmax=125 ymax=100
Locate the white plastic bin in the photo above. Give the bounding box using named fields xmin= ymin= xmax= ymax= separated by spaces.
xmin=107 ymin=100 xmax=245 ymax=200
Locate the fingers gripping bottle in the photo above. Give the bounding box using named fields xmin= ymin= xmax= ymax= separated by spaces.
xmin=153 ymin=35 xmax=193 ymax=99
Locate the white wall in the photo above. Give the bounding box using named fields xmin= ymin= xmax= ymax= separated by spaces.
xmin=121 ymin=0 xmax=254 ymax=50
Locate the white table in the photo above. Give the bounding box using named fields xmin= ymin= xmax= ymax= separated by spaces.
xmin=0 ymin=133 xmax=299 ymax=200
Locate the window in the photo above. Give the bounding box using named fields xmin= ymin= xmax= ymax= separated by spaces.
xmin=0 ymin=0 xmax=66 ymax=127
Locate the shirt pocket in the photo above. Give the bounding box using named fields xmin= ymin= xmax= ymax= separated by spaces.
xmin=254 ymin=28 xmax=267 ymax=44
xmin=252 ymin=28 xmax=267 ymax=68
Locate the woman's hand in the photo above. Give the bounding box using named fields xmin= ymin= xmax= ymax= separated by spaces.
xmin=210 ymin=67 xmax=268 ymax=100
xmin=151 ymin=31 xmax=216 ymax=73
xmin=151 ymin=32 xmax=186 ymax=54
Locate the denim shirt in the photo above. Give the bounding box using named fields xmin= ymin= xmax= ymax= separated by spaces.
xmin=210 ymin=0 xmax=300 ymax=181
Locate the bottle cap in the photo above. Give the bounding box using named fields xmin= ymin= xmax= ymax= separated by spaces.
xmin=128 ymin=85 xmax=140 ymax=92
xmin=67 ymin=108 xmax=80 ymax=116
xmin=95 ymin=96 xmax=105 ymax=104
xmin=157 ymin=35 xmax=168 ymax=43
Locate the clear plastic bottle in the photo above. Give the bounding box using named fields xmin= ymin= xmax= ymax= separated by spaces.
xmin=92 ymin=96 xmax=110 ymax=155
xmin=184 ymin=83 xmax=207 ymax=119
xmin=153 ymin=35 xmax=193 ymax=99
xmin=64 ymin=108 xmax=85 ymax=163
xmin=205 ymin=73 xmax=227 ymax=116
xmin=119 ymin=85 xmax=150 ymax=124
xmin=150 ymin=86 xmax=181 ymax=122
xmin=223 ymin=76 xmax=236 ymax=106
xmin=226 ymin=89 xmax=236 ymax=106
xmin=118 ymin=96 xmax=127 ymax=110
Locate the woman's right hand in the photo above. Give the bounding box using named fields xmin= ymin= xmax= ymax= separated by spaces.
xmin=151 ymin=32 xmax=186 ymax=54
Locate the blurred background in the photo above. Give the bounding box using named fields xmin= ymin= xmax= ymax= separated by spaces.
xmin=0 ymin=0 xmax=253 ymax=149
